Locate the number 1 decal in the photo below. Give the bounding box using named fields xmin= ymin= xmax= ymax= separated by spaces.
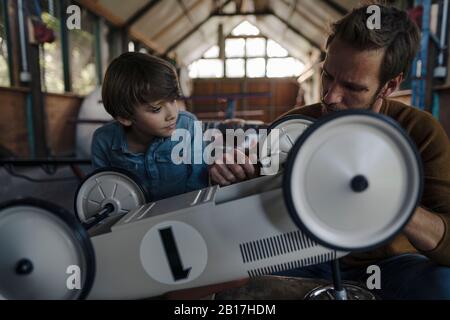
xmin=140 ymin=221 xmax=208 ymax=285
xmin=159 ymin=227 xmax=191 ymax=281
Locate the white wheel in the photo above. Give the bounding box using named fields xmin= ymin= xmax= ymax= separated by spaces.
xmin=283 ymin=110 xmax=422 ymax=251
xmin=0 ymin=198 xmax=95 ymax=300
xmin=260 ymin=115 xmax=314 ymax=175
xmin=75 ymin=168 xmax=149 ymax=226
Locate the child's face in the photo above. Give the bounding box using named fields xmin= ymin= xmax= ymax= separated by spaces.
xmin=120 ymin=100 xmax=179 ymax=138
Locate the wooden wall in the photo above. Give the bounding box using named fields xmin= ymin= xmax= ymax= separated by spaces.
xmin=190 ymin=78 xmax=300 ymax=124
xmin=1 ymin=84 xmax=448 ymax=158
xmin=0 ymin=87 xmax=83 ymax=157
xmin=0 ymin=87 xmax=29 ymax=156
xmin=45 ymin=93 xmax=84 ymax=156
xmin=191 ymin=79 xmax=450 ymax=138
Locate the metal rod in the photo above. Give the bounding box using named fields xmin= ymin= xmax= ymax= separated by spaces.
xmin=438 ymin=0 xmax=449 ymax=66
xmin=17 ymin=0 xmax=27 ymax=74
xmin=48 ymin=0 xmax=54 ymax=16
xmin=331 ymin=259 xmax=347 ymax=300
xmin=24 ymin=94 xmax=36 ymax=157
xmin=94 ymin=17 xmax=103 ymax=85
xmin=60 ymin=0 xmax=71 ymax=92
xmin=83 ymin=203 xmax=115 ymax=229
xmin=95 ymin=203 xmax=114 ymax=218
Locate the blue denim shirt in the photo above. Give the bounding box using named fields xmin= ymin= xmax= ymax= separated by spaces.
xmin=91 ymin=111 xmax=209 ymax=201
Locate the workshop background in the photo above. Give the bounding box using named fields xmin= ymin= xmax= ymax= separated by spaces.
xmin=0 ymin=0 xmax=449 ymax=212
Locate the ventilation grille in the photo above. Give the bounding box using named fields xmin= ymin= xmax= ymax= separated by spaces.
xmin=239 ymin=230 xmax=317 ymax=264
xmin=247 ymin=252 xmax=336 ymax=278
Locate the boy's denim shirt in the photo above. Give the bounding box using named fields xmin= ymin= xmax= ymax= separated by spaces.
xmin=91 ymin=111 xmax=209 ymax=201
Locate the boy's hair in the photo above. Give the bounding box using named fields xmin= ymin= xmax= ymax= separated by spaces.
xmin=102 ymin=52 xmax=182 ymax=119
xmin=326 ymin=3 xmax=420 ymax=85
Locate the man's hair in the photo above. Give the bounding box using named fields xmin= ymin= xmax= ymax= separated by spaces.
xmin=102 ymin=52 xmax=182 ymax=119
xmin=326 ymin=3 xmax=420 ymax=85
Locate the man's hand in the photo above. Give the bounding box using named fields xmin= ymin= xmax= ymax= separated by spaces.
xmin=403 ymin=206 xmax=445 ymax=252
xmin=209 ymin=149 xmax=258 ymax=186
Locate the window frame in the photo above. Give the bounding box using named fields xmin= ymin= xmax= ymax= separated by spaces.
xmin=190 ymin=22 xmax=304 ymax=79
xmin=224 ymin=34 xmax=268 ymax=78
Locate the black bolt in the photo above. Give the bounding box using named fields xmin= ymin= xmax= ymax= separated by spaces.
xmin=15 ymin=258 xmax=34 ymax=275
xmin=350 ymin=175 xmax=369 ymax=193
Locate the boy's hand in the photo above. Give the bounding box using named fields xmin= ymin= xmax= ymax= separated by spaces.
xmin=209 ymin=149 xmax=258 ymax=186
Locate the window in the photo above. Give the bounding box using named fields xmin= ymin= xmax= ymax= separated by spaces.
xmin=267 ymin=57 xmax=304 ymax=78
xmin=267 ymin=39 xmax=288 ymax=57
xmin=226 ymin=58 xmax=245 ymax=77
xmin=188 ymin=45 xmax=223 ymax=78
xmin=225 ymin=38 xmax=245 ymax=57
xmin=189 ymin=59 xmax=223 ymax=78
xmin=69 ymin=7 xmax=97 ymax=95
xmin=231 ymin=20 xmax=260 ymax=36
xmin=189 ymin=21 xmax=304 ymax=79
xmin=247 ymin=58 xmax=265 ymax=78
xmin=40 ymin=0 xmax=64 ymax=93
xmin=0 ymin=1 xmax=10 ymax=86
xmin=246 ymin=38 xmax=265 ymax=57
xmin=203 ymin=45 xmax=219 ymax=58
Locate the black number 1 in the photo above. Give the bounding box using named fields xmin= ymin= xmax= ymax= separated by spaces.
xmin=159 ymin=227 xmax=191 ymax=281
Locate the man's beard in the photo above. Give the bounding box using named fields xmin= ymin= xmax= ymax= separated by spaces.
xmin=320 ymin=87 xmax=383 ymax=114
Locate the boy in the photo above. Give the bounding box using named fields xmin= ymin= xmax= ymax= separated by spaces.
xmin=91 ymin=52 xmax=208 ymax=201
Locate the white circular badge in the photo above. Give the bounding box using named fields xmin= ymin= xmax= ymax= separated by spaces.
xmin=140 ymin=221 xmax=208 ymax=285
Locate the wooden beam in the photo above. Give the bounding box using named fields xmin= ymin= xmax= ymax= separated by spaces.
xmin=270 ymin=11 xmax=323 ymax=50
xmin=74 ymin=0 xmax=123 ymax=26
xmin=278 ymin=0 xmax=327 ymax=33
xmin=152 ymin=0 xmax=205 ymax=41
xmin=321 ymin=0 xmax=348 ymax=16
xmin=74 ymin=0 xmax=164 ymax=53
xmin=212 ymin=12 xmax=272 ymax=16
xmin=129 ymin=29 xmax=165 ymax=54
xmin=123 ymin=0 xmax=162 ymax=29
xmin=163 ymin=0 xmax=233 ymax=55
xmin=210 ymin=10 xmax=323 ymax=49
xmin=120 ymin=27 xmax=129 ymax=53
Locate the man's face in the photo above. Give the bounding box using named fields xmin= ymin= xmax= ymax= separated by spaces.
xmin=321 ymin=38 xmax=385 ymax=114
xmin=131 ymin=100 xmax=179 ymax=138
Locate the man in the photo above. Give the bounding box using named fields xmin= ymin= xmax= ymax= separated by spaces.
xmin=209 ymin=4 xmax=450 ymax=299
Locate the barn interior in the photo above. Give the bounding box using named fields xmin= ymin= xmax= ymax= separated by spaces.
xmin=1 ymin=0 xmax=450 ymax=301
